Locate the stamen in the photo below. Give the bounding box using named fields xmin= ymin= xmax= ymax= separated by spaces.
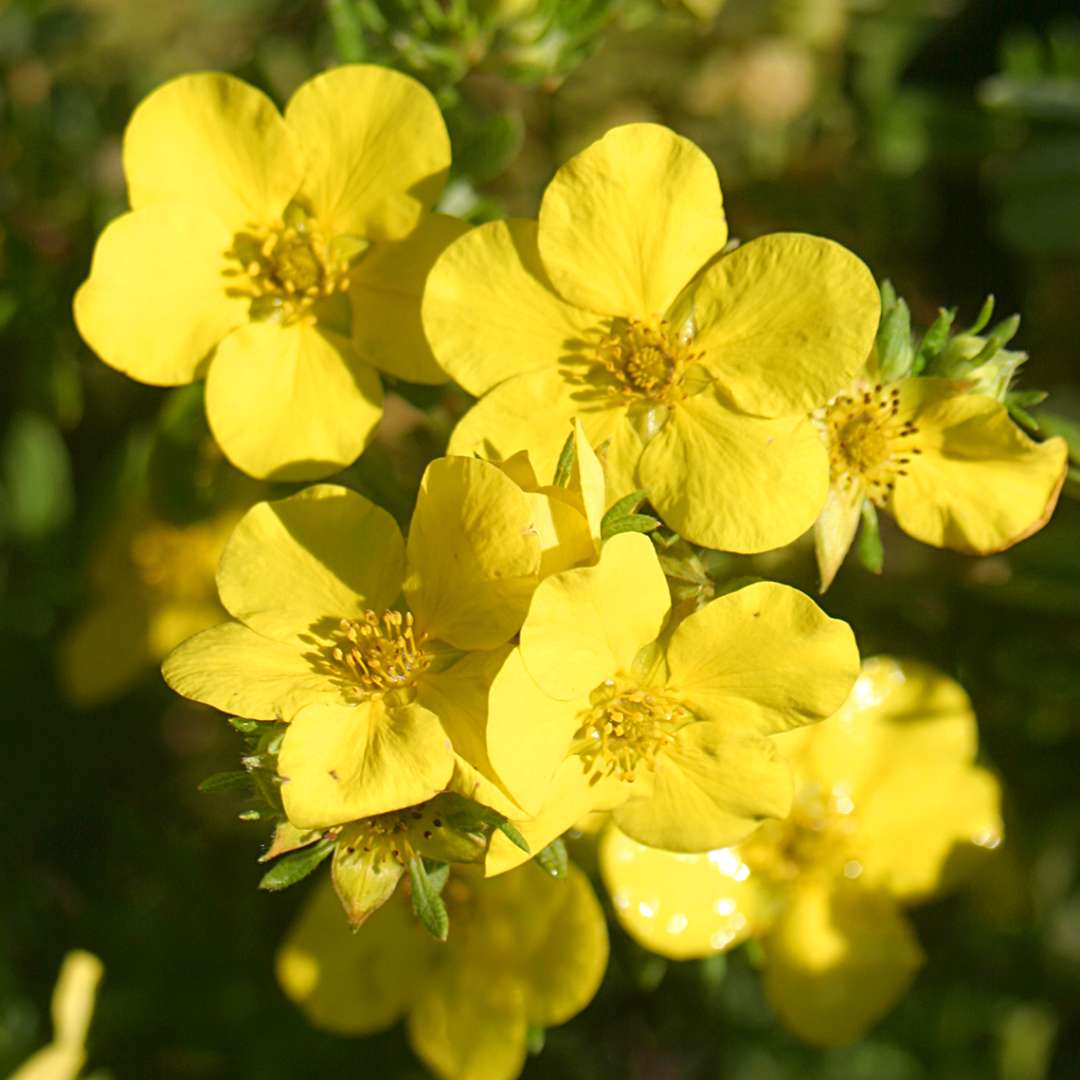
xmin=573 ymin=682 xmax=687 ymax=782
xmin=819 ymin=383 xmax=923 ymax=504
xmin=596 ymin=317 xmax=702 ymax=404
xmin=325 ymin=609 xmax=430 ymax=699
xmin=224 ymin=208 xmax=353 ymax=325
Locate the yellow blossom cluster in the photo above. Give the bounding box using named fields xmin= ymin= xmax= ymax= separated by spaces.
xmin=73 ymin=61 xmax=1067 ymax=1079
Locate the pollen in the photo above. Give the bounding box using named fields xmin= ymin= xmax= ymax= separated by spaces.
xmin=225 ymin=206 xmax=352 ymax=324
xmin=573 ymin=681 xmax=687 ymax=783
xmin=822 ymin=384 xmax=922 ymax=503
xmin=597 ymin=317 xmax=702 ymax=404
xmin=326 ymin=609 xmax=430 ymax=699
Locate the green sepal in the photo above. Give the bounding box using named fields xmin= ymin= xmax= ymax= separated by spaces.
xmin=600 ymin=490 xmax=659 ymax=539
xmin=331 ymin=825 xmax=406 ymax=928
xmin=257 ymin=839 xmax=334 ymax=892
xmin=228 ymin=717 xmax=260 ymax=734
xmin=916 ymin=306 xmax=956 ymax=369
xmin=535 ymin=838 xmax=568 ymax=879
xmin=962 ymin=294 xmax=995 ymax=336
xmin=197 ymin=771 xmax=251 ymax=795
xmin=856 ymin=500 xmax=885 ymax=575
xmin=603 ymin=513 xmax=660 ymax=537
xmin=438 ymin=792 xmax=529 ymax=854
xmin=526 ymin=1025 xmax=546 ymax=1055
xmin=552 ymin=430 xmax=576 ymax=487
xmin=876 ymin=281 xmax=915 ymax=381
xmin=409 ymin=854 xmax=449 ymax=942
xmin=259 ymin=821 xmax=324 ymax=863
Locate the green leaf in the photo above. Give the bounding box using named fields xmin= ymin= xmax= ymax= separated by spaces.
xmin=535 ymin=838 xmax=568 ymax=879
xmin=228 ymin=717 xmax=260 ymax=734
xmin=257 ymin=839 xmax=334 ymax=892
xmin=856 ymin=500 xmax=885 ymax=575
xmin=425 ymin=860 xmax=450 ymax=894
xmin=409 ymin=854 xmax=449 ymax=941
xmin=552 ymin=430 xmax=576 ymax=487
xmin=495 ymin=819 xmax=530 ymax=853
xmin=197 ymin=771 xmax=252 ymax=795
xmin=602 ymin=512 xmax=659 ymax=538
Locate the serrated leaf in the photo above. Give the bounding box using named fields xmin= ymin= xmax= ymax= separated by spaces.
xmin=535 ymin=838 xmax=568 ymax=879
xmin=197 ymin=771 xmax=251 ymax=795
xmin=332 ymin=828 xmax=405 ymax=927
xmin=552 ymin=430 xmax=576 ymax=487
xmin=409 ymin=854 xmax=449 ymax=941
xmin=856 ymin=500 xmax=884 ymax=575
xmin=257 ymin=839 xmax=334 ymax=892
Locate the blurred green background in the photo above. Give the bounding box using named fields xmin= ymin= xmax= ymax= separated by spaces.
xmin=2 ymin=0 xmax=1079 ymax=1076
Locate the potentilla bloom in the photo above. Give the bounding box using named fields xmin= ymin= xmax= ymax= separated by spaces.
xmin=599 ymin=657 xmax=1003 ymax=1046
xmin=277 ymin=863 xmax=608 ymax=1080
xmin=75 ymin=65 xmax=459 ymax=480
xmin=423 ymin=122 xmax=880 ymax=552
xmin=163 ymin=457 xmax=544 ymax=828
xmin=483 ymin=532 xmax=860 ymax=873
xmin=815 ymin=372 xmax=1068 ymax=590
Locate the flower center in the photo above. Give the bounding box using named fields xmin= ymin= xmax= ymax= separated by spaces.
xmin=226 ymin=208 xmax=356 ymax=325
xmin=573 ymin=680 xmax=687 ymax=782
xmin=821 ymin=384 xmax=922 ymax=502
xmin=597 ymin=318 xmax=702 ymax=404
xmin=326 ymin=610 xmax=430 ymax=699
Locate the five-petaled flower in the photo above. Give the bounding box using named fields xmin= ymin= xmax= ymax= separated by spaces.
xmin=423 ymin=122 xmax=880 ymax=552
xmin=75 ymin=65 xmax=460 ymax=480
xmin=483 ymin=531 xmax=860 ymax=872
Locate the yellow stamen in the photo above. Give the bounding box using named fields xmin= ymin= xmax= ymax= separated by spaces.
xmin=573 ymin=681 xmax=687 ymax=783
xmin=822 ymin=383 xmax=923 ymax=503
xmin=597 ymin=317 xmax=702 ymax=404
xmin=326 ymin=609 xmax=430 ymax=699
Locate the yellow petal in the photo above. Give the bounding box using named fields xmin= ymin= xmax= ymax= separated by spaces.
xmin=276 ymin=878 xmax=434 ymax=1035
xmin=350 ymin=213 xmax=470 ymax=384
xmin=487 ymin=648 xmax=584 ymax=815
xmin=217 ymin=484 xmax=404 ymax=645
xmin=485 ymin=758 xmax=603 ymax=877
xmin=537 ymin=124 xmax=727 ymax=317
xmin=666 ymin=581 xmax=860 ymax=735
xmin=519 ymin=531 xmax=669 ymax=700
xmin=814 ymin=478 xmax=866 ymax=593
xmin=762 ymin=881 xmax=923 ymax=1046
xmin=416 ymin=646 xmax=520 ymax=815
xmin=404 ymin=457 xmax=540 ymax=651
xmin=408 ymin=963 xmax=528 ymax=1080
xmin=638 ymin=389 xmax=829 ymax=552
xmin=278 ymin=699 xmax=455 ymax=828
xmin=693 ymin=234 xmax=879 ymax=417
xmin=60 ymin=595 xmax=150 ymax=706
xmin=448 ymin=365 xmax=625 ymax=485
xmin=124 ymin=72 xmax=301 ymax=229
xmin=490 ymin=862 xmax=609 ymax=1027
xmin=599 ymin=825 xmax=763 ymax=960
xmin=614 ymin=721 xmax=793 ymax=851
xmin=162 ymin=621 xmax=340 ymax=720
xmin=859 ymin=764 xmax=1002 ymax=903
xmin=527 ymin=490 xmax=597 ymax=579
xmin=887 ymin=381 xmax=1068 ymax=553
xmin=571 ymin=417 xmax=606 ymax=541
xmin=74 ymin=206 xmax=245 ymax=385
xmin=284 ymin=64 xmax=449 ymax=242
xmin=423 ymin=218 xmax=604 ymax=396
xmin=206 ymin=321 xmax=383 ymax=481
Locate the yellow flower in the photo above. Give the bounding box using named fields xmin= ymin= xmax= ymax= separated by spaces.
xmin=423 ymin=122 xmax=879 ymax=552
xmin=598 ymin=656 xmax=1003 ymax=1045
xmin=75 ymin=66 xmax=458 ymax=480
xmin=815 ymin=374 xmax=1068 ymax=590
xmin=484 ymin=531 xmax=860 ymax=873
xmin=277 ymin=862 xmax=608 ymax=1080
xmin=163 ymin=457 xmax=541 ymax=828
xmin=60 ymin=505 xmax=239 ymax=706
xmin=10 ymin=951 xmax=103 ymax=1080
